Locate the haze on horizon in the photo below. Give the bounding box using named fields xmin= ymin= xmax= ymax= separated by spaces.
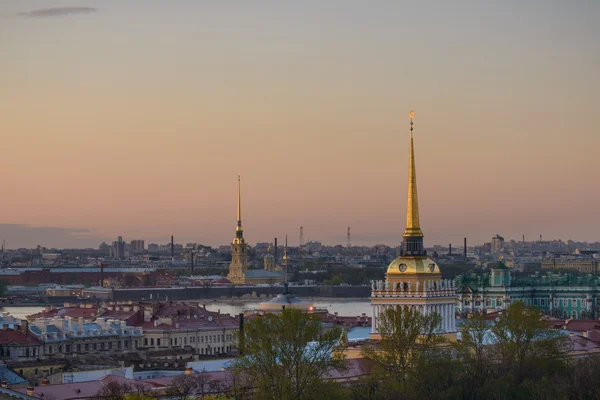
xmin=1 ymin=1 xmax=599 ymax=250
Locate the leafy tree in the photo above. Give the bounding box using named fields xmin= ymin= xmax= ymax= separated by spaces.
xmin=0 ymin=279 xmax=8 ymax=297
xmin=490 ymin=301 xmax=570 ymax=383
xmin=361 ymin=305 xmax=443 ymax=394
xmin=454 ymin=312 xmax=492 ymax=398
xmin=233 ymin=308 xmax=347 ymax=400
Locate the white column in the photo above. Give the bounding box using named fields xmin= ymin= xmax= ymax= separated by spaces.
xmin=371 ymin=306 xmax=376 ymax=333
xmin=446 ymin=304 xmax=450 ymax=332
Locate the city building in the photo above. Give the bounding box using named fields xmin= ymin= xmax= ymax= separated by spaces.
xmin=370 ymin=113 xmax=456 ymax=340
xmin=112 ymin=236 xmax=126 ymax=259
xmin=456 ymin=265 xmax=600 ymax=319
xmin=28 ymin=316 xmax=144 ymax=358
xmin=0 ymin=325 xmax=42 ymax=361
xmin=491 ymin=234 xmax=505 ymax=254
xmin=227 ymin=177 xmax=284 ymax=285
xmin=541 ymin=258 xmax=599 ymax=274
xmin=129 ymin=303 xmax=237 ymax=356
xmin=130 ymin=240 xmax=145 ymax=254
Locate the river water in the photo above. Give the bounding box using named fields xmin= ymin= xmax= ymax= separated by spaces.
xmin=1 ymin=300 xmax=373 ymax=320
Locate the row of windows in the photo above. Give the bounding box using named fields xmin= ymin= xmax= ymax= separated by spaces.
xmin=462 ymin=297 xmax=589 ymax=309
xmin=46 ymin=340 xmax=130 ymax=354
xmin=200 ymin=346 xmax=231 ymax=355
xmin=144 ymin=334 xmax=234 ymax=347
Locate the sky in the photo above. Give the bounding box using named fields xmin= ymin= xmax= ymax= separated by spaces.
xmin=1 ymin=1 xmax=599 ymax=249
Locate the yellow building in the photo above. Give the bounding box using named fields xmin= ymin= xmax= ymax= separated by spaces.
xmin=370 ymin=111 xmax=456 ymax=340
xmin=227 ymin=176 xmax=285 ymax=285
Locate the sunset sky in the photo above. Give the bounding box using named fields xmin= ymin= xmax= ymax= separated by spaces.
xmin=1 ymin=1 xmax=599 ymax=249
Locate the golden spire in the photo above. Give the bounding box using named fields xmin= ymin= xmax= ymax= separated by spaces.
xmin=404 ymin=110 xmax=424 ymax=237
xmin=236 ymin=175 xmax=242 ymax=232
xmin=283 ymin=235 xmax=288 ymax=261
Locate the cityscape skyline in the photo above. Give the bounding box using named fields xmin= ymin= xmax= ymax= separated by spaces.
xmin=2 ymin=2 xmax=599 ymax=249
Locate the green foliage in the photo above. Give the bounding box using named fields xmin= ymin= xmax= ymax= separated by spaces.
xmin=123 ymin=394 xmax=155 ymax=400
xmin=490 ymin=301 xmax=570 ymax=383
xmin=0 ymin=279 xmax=8 ymax=297
xmin=361 ymin=305 xmax=443 ymax=392
xmin=233 ymin=308 xmax=347 ymax=400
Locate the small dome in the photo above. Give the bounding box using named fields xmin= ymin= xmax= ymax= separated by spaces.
xmin=491 ymin=262 xmax=509 ymax=270
xmin=386 ymin=257 xmax=441 ymax=275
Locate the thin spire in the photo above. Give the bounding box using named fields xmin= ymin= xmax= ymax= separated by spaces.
xmin=236 ymin=175 xmax=243 ymax=233
xmin=283 ymin=235 xmax=288 ymax=260
xmin=404 ymin=110 xmax=423 ymax=237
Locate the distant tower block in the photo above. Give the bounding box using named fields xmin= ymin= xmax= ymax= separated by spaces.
xmin=464 ymin=237 xmax=467 ymax=257
xmin=347 ymin=227 xmax=351 ymax=248
xmin=523 ymin=234 xmax=525 ymax=245
xmin=299 ymin=226 xmax=304 ymax=249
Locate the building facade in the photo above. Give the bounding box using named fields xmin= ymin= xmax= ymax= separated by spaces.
xmin=541 ymin=258 xmax=598 ymax=274
xmin=370 ymin=113 xmax=456 ymax=339
xmin=491 ymin=234 xmax=505 ymax=254
xmin=456 ymin=265 xmax=600 ymax=319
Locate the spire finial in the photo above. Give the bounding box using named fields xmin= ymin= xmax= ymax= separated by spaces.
xmin=404 ymin=110 xmax=423 ymax=238
xmin=236 ymin=175 xmax=242 ymax=232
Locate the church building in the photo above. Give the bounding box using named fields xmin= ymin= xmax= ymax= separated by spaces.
xmin=370 ymin=111 xmax=456 ymax=339
xmin=227 ymin=176 xmax=285 ymax=285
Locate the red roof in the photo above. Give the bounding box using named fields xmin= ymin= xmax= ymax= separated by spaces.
xmin=564 ymin=320 xmax=600 ymax=332
xmin=29 ymin=307 xmax=98 ymax=320
xmin=0 ymin=329 xmax=41 ymax=345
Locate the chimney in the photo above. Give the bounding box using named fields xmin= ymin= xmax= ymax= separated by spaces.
xmin=274 ymin=238 xmax=278 ymax=263
xmin=41 ymin=379 xmax=49 ymax=386
xmin=2 ymin=324 xmax=8 ymax=331
xmin=185 ymin=367 xmax=193 ymax=375
xmin=27 ymin=387 xmax=34 ymax=396
xmin=583 ymin=331 xmax=589 ymax=338
xmin=171 ymin=235 xmax=174 ymax=259
xmin=100 ymin=262 xmax=104 ymax=287
xmin=448 ymin=244 xmax=452 ymax=256
xmin=20 ymin=320 xmax=29 ymax=334
xmin=464 ymin=238 xmax=467 ymax=257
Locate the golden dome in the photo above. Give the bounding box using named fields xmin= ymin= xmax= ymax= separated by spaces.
xmin=386 ymin=256 xmax=441 ymax=275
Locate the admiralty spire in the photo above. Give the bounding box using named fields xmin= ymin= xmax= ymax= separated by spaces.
xmin=370 ymin=110 xmax=457 ymax=339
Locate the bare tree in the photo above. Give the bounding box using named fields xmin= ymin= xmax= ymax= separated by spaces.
xmin=166 ymin=375 xmax=197 ymax=400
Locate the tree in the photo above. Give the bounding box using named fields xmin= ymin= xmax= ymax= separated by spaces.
xmin=233 ymin=308 xmax=347 ymax=400
xmin=454 ymin=312 xmax=492 ymax=398
xmin=166 ymin=375 xmax=197 ymax=400
xmin=0 ymin=279 xmax=8 ymax=297
xmin=490 ymin=301 xmax=571 ymax=383
xmin=361 ymin=305 xmax=443 ymax=394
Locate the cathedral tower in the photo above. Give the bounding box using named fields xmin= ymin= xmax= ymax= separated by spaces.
xmin=370 ymin=111 xmax=456 ymax=339
xmin=227 ymin=176 xmax=249 ymax=284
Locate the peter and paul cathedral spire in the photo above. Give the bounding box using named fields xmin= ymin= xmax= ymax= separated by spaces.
xmin=236 ymin=175 xmax=243 ymax=239
xmin=402 ymin=110 xmax=426 ymax=256
xmin=228 ymin=175 xmax=248 ymax=284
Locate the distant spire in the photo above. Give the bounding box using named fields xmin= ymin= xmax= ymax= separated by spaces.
xmin=283 ymin=235 xmax=288 ymax=261
xmin=236 ymin=175 xmax=242 ymax=232
xmin=404 ymin=110 xmax=424 ymax=238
